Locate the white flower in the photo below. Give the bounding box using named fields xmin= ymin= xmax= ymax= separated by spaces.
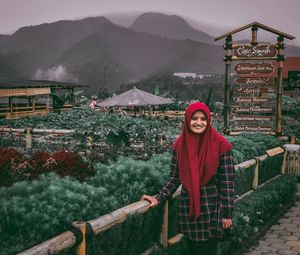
xmin=253 ymin=227 xmax=258 ymax=232
xmin=256 ymin=211 xmax=262 ymax=215
xmin=243 ymin=215 xmax=250 ymax=222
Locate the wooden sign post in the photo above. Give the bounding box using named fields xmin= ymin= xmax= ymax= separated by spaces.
xmin=215 ymin=22 xmax=295 ymax=135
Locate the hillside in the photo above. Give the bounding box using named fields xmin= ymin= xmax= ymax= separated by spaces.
xmin=130 ymin=12 xmax=215 ymax=44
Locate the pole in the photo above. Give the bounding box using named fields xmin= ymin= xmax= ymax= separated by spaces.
xmin=26 ymin=128 xmax=33 ymax=150
xmin=275 ymin=35 xmax=285 ymax=135
xmin=160 ymin=201 xmax=169 ymax=248
xmin=224 ymin=36 xmax=232 ymax=134
xmin=251 ymin=25 xmax=258 ymax=45
xmin=72 ymin=221 xmax=86 ymax=255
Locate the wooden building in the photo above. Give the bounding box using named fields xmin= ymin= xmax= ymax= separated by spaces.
xmin=0 ymin=79 xmax=88 ymax=119
xmin=271 ymin=57 xmax=300 ymax=97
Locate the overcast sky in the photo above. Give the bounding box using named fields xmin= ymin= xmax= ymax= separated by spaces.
xmin=1 ymin=0 xmax=299 ymax=45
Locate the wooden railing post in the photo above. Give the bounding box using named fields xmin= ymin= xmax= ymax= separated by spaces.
xmin=160 ymin=201 xmax=169 ymax=248
xmin=281 ymin=148 xmax=287 ymax=175
xmin=86 ymin=134 xmax=93 ymax=160
xmin=252 ymin=158 xmax=259 ymax=190
xmin=25 ymin=128 xmax=33 ymax=150
xmin=72 ymin=221 xmax=86 ymax=255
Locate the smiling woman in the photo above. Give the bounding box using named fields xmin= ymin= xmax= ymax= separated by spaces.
xmin=189 ymin=110 xmax=208 ymax=134
xmin=142 ymin=102 xmax=235 ymax=255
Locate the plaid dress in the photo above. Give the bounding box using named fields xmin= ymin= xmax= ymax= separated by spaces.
xmin=155 ymin=149 xmax=235 ymax=241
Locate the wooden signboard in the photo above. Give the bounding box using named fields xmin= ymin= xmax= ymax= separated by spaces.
xmin=232 ymin=115 xmax=273 ymax=122
xmin=233 ymin=87 xmax=275 ymax=94
xmin=266 ymin=147 xmax=284 ymax=157
xmin=232 ymin=106 xmax=274 ymax=113
xmin=233 ymin=125 xmax=273 ymax=132
xmin=234 ymin=77 xmax=275 ymax=85
xmin=234 ymin=63 xmax=275 ymax=75
xmin=233 ymin=97 xmax=273 ymax=103
xmin=233 ymin=44 xmax=277 ymax=58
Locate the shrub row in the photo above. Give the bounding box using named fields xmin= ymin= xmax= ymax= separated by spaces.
xmin=0 ymin=147 xmax=90 ymax=186
xmin=0 ymin=153 xmax=171 ymax=255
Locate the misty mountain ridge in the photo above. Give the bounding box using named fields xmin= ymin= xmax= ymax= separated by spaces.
xmin=0 ymin=12 xmax=299 ymax=93
xmin=130 ymin=12 xmax=216 ymax=45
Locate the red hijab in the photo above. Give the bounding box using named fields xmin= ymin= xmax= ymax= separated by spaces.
xmin=173 ymin=102 xmax=232 ymax=218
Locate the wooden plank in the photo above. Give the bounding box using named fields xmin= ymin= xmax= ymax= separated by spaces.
xmin=266 ymin=147 xmax=284 ymax=157
xmin=232 ymin=106 xmax=274 ymax=113
xmin=234 ymin=77 xmax=275 ymax=85
xmin=235 ymin=158 xmax=256 ymax=170
xmin=234 ymin=63 xmax=275 ymax=75
xmin=168 ymin=233 xmax=184 ymax=246
xmin=88 ymin=209 xmax=127 ymax=235
xmin=215 ymin=22 xmax=295 ymax=41
xmin=233 ymin=126 xmax=273 ymax=132
xmin=160 ymin=201 xmax=169 ymax=248
xmin=233 ymin=87 xmax=275 ymax=94
xmin=0 ymin=88 xmax=51 ymax=98
xmin=232 ymin=56 xmax=277 ymax=61
xmin=16 ymin=231 xmax=76 ymax=255
xmin=232 ymin=115 xmax=273 ymax=122
xmin=232 ymin=97 xmax=273 ymax=103
xmin=88 ymin=200 xmax=151 ymax=235
xmin=233 ymin=44 xmax=277 ymax=58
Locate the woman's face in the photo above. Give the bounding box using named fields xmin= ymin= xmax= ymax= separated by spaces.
xmin=189 ymin=110 xmax=208 ymax=134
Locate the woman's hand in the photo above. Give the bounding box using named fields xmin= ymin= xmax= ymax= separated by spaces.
xmin=222 ymin=218 xmax=233 ymax=229
xmin=141 ymin=195 xmax=159 ymax=208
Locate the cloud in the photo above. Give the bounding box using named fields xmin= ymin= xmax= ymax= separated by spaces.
xmin=33 ymin=65 xmax=78 ymax=82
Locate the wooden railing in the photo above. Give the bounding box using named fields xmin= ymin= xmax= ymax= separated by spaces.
xmin=283 ymin=144 xmax=300 ymax=176
xmin=0 ymin=104 xmax=73 ymax=119
xmin=16 ymin=145 xmax=292 ymax=255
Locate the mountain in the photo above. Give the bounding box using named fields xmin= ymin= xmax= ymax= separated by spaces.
xmin=57 ymin=23 xmax=224 ymax=91
xmin=130 ymin=12 xmax=215 ymax=44
xmin=0 ymin=35 xmax=10 ymax=47
xmin=0 ymin=54 xmax=23 ymax=79
xmin=1 ymin=13 xmax=299 ymax=94
xmin=0 ymin=17 xmax=113 ymax=75
xmin=104 ymin=11 xmax=141 ymax=28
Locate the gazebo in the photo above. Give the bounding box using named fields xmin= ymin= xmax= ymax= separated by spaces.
xmin=97 ymin=87 xmax=174 ymax=116
xmin=97 ymin=87 xmax=173 ymax=107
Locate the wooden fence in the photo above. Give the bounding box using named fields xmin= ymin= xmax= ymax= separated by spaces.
xmin=15 ymin=145 xmax=298 ymax=255
xmin=284 ymin=144 xmax=300 ymax=176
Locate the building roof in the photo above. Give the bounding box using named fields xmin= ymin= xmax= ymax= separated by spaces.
xmin=97 ymin=87 xmax=174 ymax=107
xmin=0 ymin=78 xmax=88 ymax=89
xmin=270 ymin=57 xmax=300 ymax=78
xmin=215 ymin=22 xmax=295 ymax=41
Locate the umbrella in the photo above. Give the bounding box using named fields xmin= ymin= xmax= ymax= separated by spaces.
xmin=97 ymin=87 xmax=173 ymax=107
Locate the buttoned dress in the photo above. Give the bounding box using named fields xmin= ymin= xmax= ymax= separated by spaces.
xmin=155 ymin=149 xmax=235 ymax=241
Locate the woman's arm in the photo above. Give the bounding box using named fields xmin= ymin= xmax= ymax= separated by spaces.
xmin=142 ymin=150 xmax=181 ymax=206
xmin=155 ymin=150 xmax=181 ymax=203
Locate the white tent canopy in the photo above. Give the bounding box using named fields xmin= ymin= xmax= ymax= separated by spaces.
xmin=97 ymin=87 xmax=174 ymax=107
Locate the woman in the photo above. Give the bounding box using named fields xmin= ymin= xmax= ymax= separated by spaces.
xmin=141 ymin=102 xmax=235 ymax=255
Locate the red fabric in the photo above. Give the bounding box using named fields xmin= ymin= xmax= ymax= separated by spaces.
xmin=173 ymin=102 xmax=232 ymax=218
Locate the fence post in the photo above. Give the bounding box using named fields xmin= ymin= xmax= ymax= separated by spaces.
xmin=252 ymin=158 xmax=259 ymax=190
xmin=281 ymin=148 xmax=287 ymax=175
xmin=160 ymin=201 xmax=169 ymax=248
xmin=86 ymin=134 xmax=93 ymax=160
xmin=25 ymin=128 xmax=33 ymax=150
xmin=72 ymin=221 xmax=86 ymax=255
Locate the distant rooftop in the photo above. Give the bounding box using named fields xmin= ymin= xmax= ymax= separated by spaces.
xmin=0 ymin=78 xmax=88 ymax=89
xmin=215 ymin=21 xmax=295 ymax=41
xmin=271 ymin=57 xmax=300 ymax=78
